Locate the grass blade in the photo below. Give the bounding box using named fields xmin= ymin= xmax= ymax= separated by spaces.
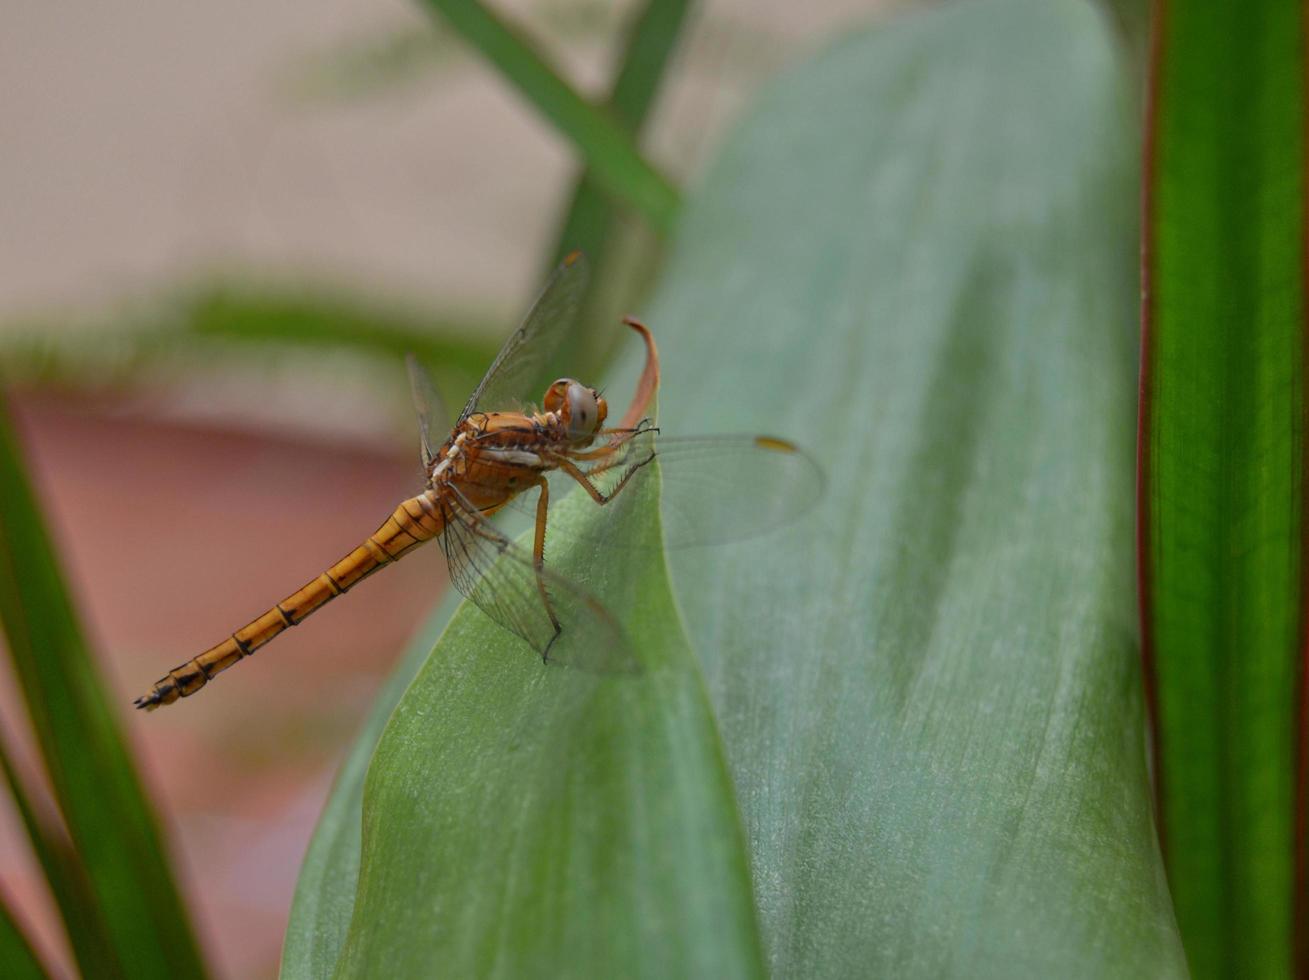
xmin=0 ymin=399 xmax=208 ymax=979
xmin=0 ymin=281 xmax=499 ymax=407
xmin=546 ymin=0 xmax=695 ymax=379
xmin=1139 ymin=0 xmax=1306 ymax=975
xmin=415 ymin=0 xmax=680 ymax=230
xmin=549 ymin=0 xmax=694 ymax=263
xmin=0 ymin=736 xmax=120 ymax=977
xmin=0 ymin=893 xmax=50 ymax=980
xmin=182 ymin=283 xmax=496 ymax=375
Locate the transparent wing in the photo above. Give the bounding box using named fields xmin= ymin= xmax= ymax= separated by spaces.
xmin=460 ymin=250 xmax=590 ymax=422
xmin=406 ymin=353 xmax=449 ymax=468
xmin=651 ymin=433 xmax=824 ymax=547
xmin=439 ymin=483 xmax=639 ymax=673
xmin=499 ymin=428 xmax=824 ymax=550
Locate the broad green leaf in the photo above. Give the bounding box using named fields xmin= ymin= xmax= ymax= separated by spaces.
xmin=290 ymin=0 xmax=1185 ymax=974
xmin=1140 ymin=1 xmax=1306 ymax=975
xmin=334 ymin=470 xmax=763 ymax=977
xmin=0 ymin=401 xmax=208 ymax=979
xmin=415 ymin=0 xmax=680 ymax=231
xmin=281 ymin=594 xmax=460 ymax=980
xmin=638 ymin=0 xmax=1183 ymax=973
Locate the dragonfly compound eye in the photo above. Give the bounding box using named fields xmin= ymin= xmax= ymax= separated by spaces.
xmin=564 ymin=381 xmax=604 ymax=440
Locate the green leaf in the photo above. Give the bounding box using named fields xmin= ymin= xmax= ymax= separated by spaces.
xmin=548 ymin=0 xmax=694 ymax=266
xmin=415 ymin=0 xmax=680 ymax=230
xmin=0 ymin=400 xmax=208 ymax=979
xmin=339 ymin=471 xmax=762 ymax=977
xmin=182 ymin=282 xmax=498 ymax=397
xmin=640 ymin=0 xmax=1181 ymax=973
xmin=281 ymin=594 xmax=461 ymax=980
xmin=291 ymin=0 xmax=1185 ymax=973
xmin=0 ymin=891 xmax=50 ymax=980
xmin=0 ymin=280 xmax=498 ymax=408
xmin=1139 ymin=1 xmax=1306 ymax=976
xmin=546 ymin=0 xmax=695 ymax=381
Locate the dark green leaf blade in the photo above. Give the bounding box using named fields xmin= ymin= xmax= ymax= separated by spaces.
xmin=1140 ymin=1 xmax=1306 ymax=976
xmin=0 ymin=400 xmax=208 ymax=979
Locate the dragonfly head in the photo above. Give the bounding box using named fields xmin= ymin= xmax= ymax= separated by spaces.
xmin=545 ymin=378 xmax=608 ymax=443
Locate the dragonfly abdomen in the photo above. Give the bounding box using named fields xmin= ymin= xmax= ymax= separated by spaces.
xmin=134 ymin=492 xmax=446 ymax=710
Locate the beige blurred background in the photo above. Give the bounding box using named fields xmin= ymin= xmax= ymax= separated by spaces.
xmin=0 ymin=1 xmax=892 ymax=976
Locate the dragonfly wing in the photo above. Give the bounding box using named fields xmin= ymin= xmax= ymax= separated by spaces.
xmin=406 ymin=353 xmax=449 ymax=468
xmin=645 ymin=433 xmax=823 ymax=548
xmin=508 ymin=429 xmax=823 ymax=550
xmin=460 ymin=251 xmax=590 ymax=422
xmin=439 ymin=484 xmax=639 ymax=673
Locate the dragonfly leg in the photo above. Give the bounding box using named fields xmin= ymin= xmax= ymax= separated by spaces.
xmin=551 ymin=453 xmax=654 ymax=506
xmin=530 ymin=475 xmax=564 ymax=660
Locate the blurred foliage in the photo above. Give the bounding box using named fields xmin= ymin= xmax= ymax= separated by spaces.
xmin=546 ymin=0 xmax=695 ymax=381
xmin=0 ymin=737 xmax=118 ymax=977
xmin=0 ymin=280 xmax=498 ymax=414
xmin=0 ymin=399 xmax=208 ymax=979
xmin=0 ymin=892 xmax=49 ymax=980
xmin=290 ymin=1 xmax=787 ymax=108
xmin=414 ymin=0 xmax=680 ymax=231
xmin=1139 ymin=0 xmax=1306 ymax=976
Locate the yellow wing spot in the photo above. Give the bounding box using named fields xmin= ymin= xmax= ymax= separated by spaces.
xmin=754 ymin=435 xmax=799 ymax=453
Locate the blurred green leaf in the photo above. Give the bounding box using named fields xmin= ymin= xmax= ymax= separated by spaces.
xmin=290 ymin=0 xmax=1184 ymax=974
xmin=0 ymin=400 xmax=208 ymax=979
xmin=415 ymin=0 xmax=680 ymax=230
xmin=0 ymin=280 xmax=499 ymax=404
xmin=0 ymin=738 xmax=120 ymax=977
xmin=183 ymin=283 xmax=496 ymax=381
xmin=549 ymin=0 xmax=694 ymax=264
xmin=1139 ymin=1 xmax=1306 ymax=976
xmin=547 ymin=0 xmax=694 ymax=380
xmin=0 ymin=893 xmax=49 ymax=980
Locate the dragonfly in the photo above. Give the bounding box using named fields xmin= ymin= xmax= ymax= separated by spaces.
xmin=134 ymin=251 xmax=819 ymax=710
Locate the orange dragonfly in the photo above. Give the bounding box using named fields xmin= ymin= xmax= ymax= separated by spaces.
xmin=134 ymin=251 xmax=818 ymax=710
